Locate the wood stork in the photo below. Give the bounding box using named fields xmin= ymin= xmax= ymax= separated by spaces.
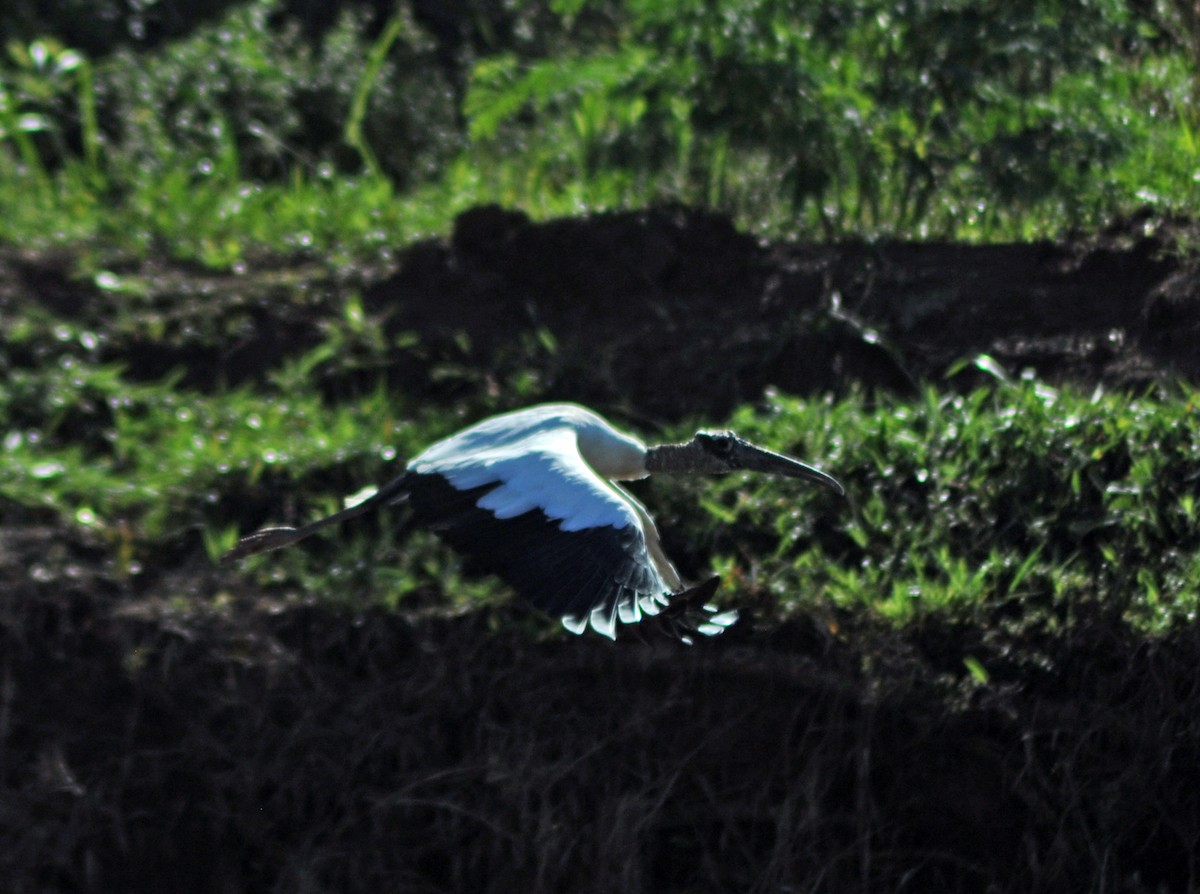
xmin=222 ymin=403 xmax=844 ymax=640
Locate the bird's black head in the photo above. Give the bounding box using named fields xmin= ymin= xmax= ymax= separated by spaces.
xmin=688 ymin=429 xmax=845 ymax=494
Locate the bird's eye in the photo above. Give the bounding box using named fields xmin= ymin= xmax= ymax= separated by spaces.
xmin=697 ymin=432 xmax=736 ymax=457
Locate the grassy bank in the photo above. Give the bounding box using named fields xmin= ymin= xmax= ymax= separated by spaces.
xmin=4 ymin=290 xmax=1199 ymax=639
xmin=2 ymin=0 xmax=1199 ymax=270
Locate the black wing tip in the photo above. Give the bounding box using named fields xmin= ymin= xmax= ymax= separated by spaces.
xmin=664 ymin=576 xmax=739 ymax=641
xmin=681 ymin=575 xmax=722 ymax=603
xmin=601 ymin=576 xmax=738 ymax=643
xmin=219 ymin=526 xmax=302 ymax=564
xmin=557 ymin=577 xmax=734 ymax=641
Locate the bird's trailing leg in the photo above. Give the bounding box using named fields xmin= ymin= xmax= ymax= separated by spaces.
xmin=220 ymin=474 xmax=411 ymax=564
xmin=220 ymin=525 xmax=311 ymax=562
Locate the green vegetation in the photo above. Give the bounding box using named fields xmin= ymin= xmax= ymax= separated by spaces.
xmin=697 ymin=383 xmax=1200 ymax=633
xmin=1 ymin=0 xmax=1198 ymax=268
xmin=5 ymin=292 xmax=1200 ymax=636
xmin=1 ymin=0 xmax=1199 ymax=633
xmin=6 ymin=6 xmax=1200 ymax=890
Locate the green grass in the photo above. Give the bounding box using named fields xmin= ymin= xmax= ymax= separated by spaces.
xmin=1 ymin=0 xmax=1199 ymax=269
xmin=4 ymin=319 xmax=1200 ymax=633
xmin=678 ymin=382 xmax=1200 ymax=633
xmin=2 ymin=0 xmax=1200 ymax=634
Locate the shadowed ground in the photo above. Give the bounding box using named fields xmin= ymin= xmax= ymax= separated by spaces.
xmin=5 ymin=544 xmax=1199 ymax=892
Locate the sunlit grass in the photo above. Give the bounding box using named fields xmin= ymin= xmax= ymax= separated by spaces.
xmin=5 ymin=331 xmax=1200 ymax=632
xmin=2 ymin=0 xmax=1200 ymax=629
xmin=0 ymin=163 xmax=454 ymax=269
xmin=2 ymin=14 xmax=1198 ymax=267
xmin=657 ymin=380 xmax=1200 ymax=633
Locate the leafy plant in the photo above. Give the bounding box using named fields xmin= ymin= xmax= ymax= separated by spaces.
xmin=653 ymin=379 xmax=1200 ymax=633
xmin=4 ymin=279 xmax=1200 ymax=630
xmin=465 ymin=0 xmax=1194 ymax=237
xmin=0 ymin=37 xmax=98 ymax=185
xmin=0 ymin=0 xmax=1198 ymax=261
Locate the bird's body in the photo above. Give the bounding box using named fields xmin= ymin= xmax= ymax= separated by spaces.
xmin=223 ymin=403 xmax=843 ymax=639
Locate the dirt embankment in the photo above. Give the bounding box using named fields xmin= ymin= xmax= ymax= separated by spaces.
xmin=367 ymin=206 xmax=1196 ymax=418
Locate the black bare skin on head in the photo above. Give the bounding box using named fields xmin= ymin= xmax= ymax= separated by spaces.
xmin=694 ymin=431 xmax=738 ymax=464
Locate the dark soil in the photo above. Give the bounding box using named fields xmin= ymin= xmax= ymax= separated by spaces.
xmin=4 ymin=207 xmax=1200 ymax=893
xmin=365 ymin=205 xmax=1197 ymax=418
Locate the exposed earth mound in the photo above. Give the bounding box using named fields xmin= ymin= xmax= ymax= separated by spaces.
xmin=365 ymin=206 xmax=1198 ymax=415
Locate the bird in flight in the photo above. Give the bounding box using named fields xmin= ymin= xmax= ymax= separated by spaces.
xmin=222 ymin=403 xmax=844 ymax=640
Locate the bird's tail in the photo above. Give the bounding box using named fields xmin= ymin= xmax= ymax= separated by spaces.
xmin=649 ymin=576 xmax=738 ymax=643
xmin=220 ymin=472 xmax=411 ymax=564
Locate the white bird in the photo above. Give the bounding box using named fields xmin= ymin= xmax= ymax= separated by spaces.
xmin=222 ymin=403 xmax=844 ymax=639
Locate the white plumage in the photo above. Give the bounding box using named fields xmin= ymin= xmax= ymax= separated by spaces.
xmin=415 ymin=427 xmax=634 ymax=531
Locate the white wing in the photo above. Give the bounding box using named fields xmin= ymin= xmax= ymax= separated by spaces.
xmin=407 ymin=427 xmax=671 ymax=638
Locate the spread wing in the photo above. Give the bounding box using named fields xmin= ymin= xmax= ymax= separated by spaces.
xmin=406 ymin=428 xmax=671 ymax=638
